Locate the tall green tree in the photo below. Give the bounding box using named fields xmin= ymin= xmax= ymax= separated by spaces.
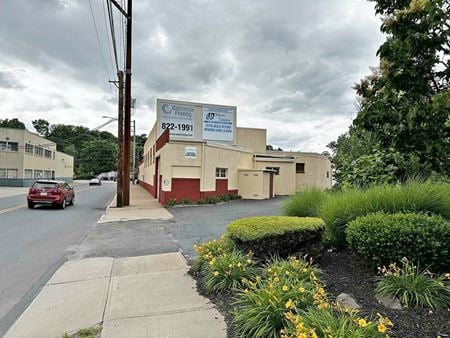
xmin=331 ymin=0 xmax=450 ymax=187
xmin=78 ymin=139 xmax=117 ymax=176
xmin=32 ymin=119 xmax=50 ymax=137
xmin=0 ymin=118 xmax=25 ymax=129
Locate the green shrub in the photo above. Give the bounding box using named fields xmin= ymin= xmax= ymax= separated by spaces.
xmin=284 ymin=188 xmax=328 ymax=217
xmin=192 ymin=235 xmax=235 ymax=273
xmin=347 ymin=213 xmax=450 ymax=271
xmin=232 ymin=257 xmax=324 ymax=338
xmin=376 ymin=258 xmax=450 ymax=309
xmin=282 ymin=307 xmax=393 ymax=338
xmin=320 ymin=181 xmax=450 ymax=247
xmin=228 ymin=216 xmax=325 ymax=259
xmin=203 ymin=250 xmax=259 ymax=294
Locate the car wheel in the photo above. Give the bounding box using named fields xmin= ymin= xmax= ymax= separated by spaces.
xmin=60 ymin=198 xmax=66 ymax=209
xmin=28 ymin=201 xmax=34 ymax=209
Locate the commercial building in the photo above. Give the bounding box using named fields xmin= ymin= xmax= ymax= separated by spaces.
xmin=138 ymin=99 xmax=331 ymax=205
xmin=0 ymin=127 xmax=74 ymax=187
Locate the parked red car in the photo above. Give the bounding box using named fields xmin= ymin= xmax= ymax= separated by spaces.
xmin=27 ymin=180 xmax=75 ymax=209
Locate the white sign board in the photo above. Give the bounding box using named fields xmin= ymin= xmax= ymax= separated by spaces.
xmin=158 ymin=102 xmax=195 ymax=139
xmin=202 ymin=106 xmax=234 ymax=142
xmin=184 ymin=146 xmax=197 ymax=158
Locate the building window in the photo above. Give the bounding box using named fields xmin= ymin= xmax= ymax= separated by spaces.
xmin=34 ymin=170 xmax=43 ymax=178
xmin=25 ymin=143 xmax=34 ymax=154
xmin=45 ymin=149 xmax=52 ymax=158
xmin=266 ymin=167 xmax=280 ymax=175
xmin=0 ymin=168 xmax=18 ymax=178
xmin=296 ymin=163 xmax=305 ymax=173
xmin=0 ymin=141 xmax=19 ymax=151
xmin=25 ymin=169 xmax=33 ymax=178
xmin=216 ymin=168 xmax=227 ymax=178
xmin=326 ymin=171 xmax=329 ymax=178
xmin=44 ymin=170 xmax=52 ymax=178
xmin=35 ymin=146 xmax=44 ymax=156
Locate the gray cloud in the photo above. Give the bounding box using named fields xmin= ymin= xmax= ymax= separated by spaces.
xmin=0 ymin=0 xmax=384 ymax=152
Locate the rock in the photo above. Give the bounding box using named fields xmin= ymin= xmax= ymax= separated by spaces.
xmin=376 ymin=294 xmax=402 ymax=310
xmin=336 ymin=293 xmax=361 ymax=310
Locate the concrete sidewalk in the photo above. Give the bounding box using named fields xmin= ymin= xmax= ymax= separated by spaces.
xmin=5 ymin=252 xmax=226 ymax=338
xmin=98 ymin=184 xmax=173 ymax=223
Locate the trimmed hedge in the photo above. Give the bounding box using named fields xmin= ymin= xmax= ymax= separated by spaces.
xmin=284 ymin=188 xmax=328 ymax=217
xmin=320 ymin=181 xmax=450 ymax=247
xmin=347 ymin=213 xmax=450 ymax=272
xmin=227 ymin=216 xmax=325 ymax=258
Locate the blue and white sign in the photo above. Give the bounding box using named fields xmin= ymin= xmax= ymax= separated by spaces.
xmin=202 ymin=106 xmax=234 ymax=142
xmin=158 ymin=102 xmax=195 ymax=139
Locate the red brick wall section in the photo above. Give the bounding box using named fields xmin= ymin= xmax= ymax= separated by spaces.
xmin=159 ymin=178 xmax=238 ymax=205
xmin=139 ymin=180 xmax=155 ymax=197
xmin=155 ymin=128 xmax=170 ymax=152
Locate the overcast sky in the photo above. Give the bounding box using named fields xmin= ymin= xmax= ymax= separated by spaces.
xmin=0 ymin=0 xmax=384 ymax=152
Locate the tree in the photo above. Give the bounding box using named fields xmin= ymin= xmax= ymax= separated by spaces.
xmin=0 ymin=118 xmax=25 ymax=129
xmin=78 ymin=139 xmax=117 ymax=176
xmin=32 ymin=119 xmax=50 ymax=137
xmin=331 ymin=0 xmax=450 ymax=187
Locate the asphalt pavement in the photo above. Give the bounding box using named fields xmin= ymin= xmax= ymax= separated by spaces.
xmin=0 ymin=181 xmax=116 ymax=336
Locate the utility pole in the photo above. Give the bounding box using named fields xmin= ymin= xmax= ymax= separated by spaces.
xmin=109 ymin=0 xmax=132 ymax=206
xmin=123 ymin=0 xmax=132 ymax=206
xmin=116 ymin=71 xmax=124 ymax=207
xmin=132 ymin=119 xmax=136 ymax=184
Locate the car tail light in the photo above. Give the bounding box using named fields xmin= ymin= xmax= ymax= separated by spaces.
xmin=30 ymin=188 xmax=37 ymax=194
xmin=51 ymin=189 xmax=61 ymax=195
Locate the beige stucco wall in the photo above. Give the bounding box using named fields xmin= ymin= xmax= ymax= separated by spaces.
xmin=254 ymin=160 xmax=296 ymax=195
xmin=1 ymin=128 xmax=73 ymax=182
xmin=236 ymin=127 xmax=266 ymax=153
xmin=293 ymin=153 xmax=332 ymax=191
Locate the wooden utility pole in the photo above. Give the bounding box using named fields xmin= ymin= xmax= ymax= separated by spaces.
xmin=116 ymin=70 xmax=124 ymax=207
xmin=123 ymin=0 xmax=132 ymax=206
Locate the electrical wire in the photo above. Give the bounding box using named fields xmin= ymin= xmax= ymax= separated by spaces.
xmin=101 ymin=0 xmax=116 ymax=75
xmin=88 ymin=0 xmax=115 ymax=95
xmin=106 ymin=0 xmax=120 ymax=73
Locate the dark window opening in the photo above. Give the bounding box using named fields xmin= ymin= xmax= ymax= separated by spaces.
xmin=296 ymin=163 xmax=305 ymax=173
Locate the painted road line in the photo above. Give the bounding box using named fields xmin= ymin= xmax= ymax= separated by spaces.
xmin=0 ymin=204 xmax=27 ymax=215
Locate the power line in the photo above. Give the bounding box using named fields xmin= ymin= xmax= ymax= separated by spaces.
xmin=88 ymin=0 xmax=115 ymax=94
xmin=106 ymin=0 xmax=120 ymax=73
xmin=101 ymin=0 xmax=116 ymax=74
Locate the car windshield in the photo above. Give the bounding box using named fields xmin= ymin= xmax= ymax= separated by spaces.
xmin=33 ymin=182 xmax=58 ymax=189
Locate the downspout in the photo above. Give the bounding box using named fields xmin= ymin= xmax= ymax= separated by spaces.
xmin=201 ymin=142 xmax=206 ymax=192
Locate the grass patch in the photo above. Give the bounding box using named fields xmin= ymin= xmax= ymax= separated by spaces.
xmin=319 ymin=181 xmax=450 ymax=247
xmin=62 ymin=326 xmax=101 ymax=338
xmin=283 ymin=188 xmax=328 ymax=217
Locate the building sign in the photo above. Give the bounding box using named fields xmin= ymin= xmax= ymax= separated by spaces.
xmin=202 ymin=106 xmax=234 ymax=142
xmin=158 ymin=102 xmax=195 ymax=139
xmin=184 ymin=146 xmax=197 ymax=158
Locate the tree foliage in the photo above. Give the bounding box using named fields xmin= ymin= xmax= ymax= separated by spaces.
xmin=32 ymin=119 xmax=50 ymax=137
xmin=0 ymin=118 xmax=25 ymax=129
xmin=330 ymin=0 xmax=450 ymax=187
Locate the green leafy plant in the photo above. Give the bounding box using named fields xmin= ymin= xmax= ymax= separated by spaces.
xmin=192 ymin=235 xmax=235 ymax=273
xmin=376 ymin=258 xmax=450 ymax=310
xmin=281 ymin=307 xmax=393 ymax=338
xmin=320 ymin=181 xmax=450 ymax=247
xmin=284 ymin=189 xmax=328 ymax=217
xmin=346 ymin=212 xmax=450 ymax=271
xmin=232 ymin=258 xmax=323 ymax=338
xmin=203 ymin=250 xmax=259 ymax=294
xmin=228 ymin=216 xmax=325 ymax=259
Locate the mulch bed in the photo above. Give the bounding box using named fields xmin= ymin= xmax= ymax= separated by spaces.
xmin=318 ymin=250 xmax=449 ymax=338
xmin=190 ymin=251 xmax=450 ymax=338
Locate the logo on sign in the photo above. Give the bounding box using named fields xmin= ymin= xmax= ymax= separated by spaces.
xmin=206 ymin=112 xmax=215 ymax=120
xmin=161 ymin=103 xmax=171 ymax=115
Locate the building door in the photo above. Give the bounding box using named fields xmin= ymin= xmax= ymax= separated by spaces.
xmin=155 ymin=157 xmax=160 ymax=199
xmin=52 ymin=171 xmax=55 ymax=180
xmin=269 ymin=172 xmax=274 ymax=198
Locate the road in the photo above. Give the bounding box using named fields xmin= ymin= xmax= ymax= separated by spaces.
xmin=0 ymin=182 xmax=116 ymax=336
